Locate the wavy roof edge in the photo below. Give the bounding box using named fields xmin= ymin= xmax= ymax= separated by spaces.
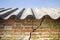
xmin=0 ymin=8 xmax=60 ymax=20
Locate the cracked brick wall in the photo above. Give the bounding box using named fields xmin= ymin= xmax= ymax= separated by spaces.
xmin=0 ymin=16 xmax=60 ymax=40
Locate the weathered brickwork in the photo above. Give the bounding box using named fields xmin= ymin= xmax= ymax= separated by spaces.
xmin=0 ymin=16 xmax=60 ymax=40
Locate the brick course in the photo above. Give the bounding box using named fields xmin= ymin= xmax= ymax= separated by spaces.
xmin=0 ymin=16 xmax=60 ymax=40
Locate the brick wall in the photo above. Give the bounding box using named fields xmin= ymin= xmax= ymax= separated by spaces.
xmin=0 ymin=16 xmax=60 ymax=40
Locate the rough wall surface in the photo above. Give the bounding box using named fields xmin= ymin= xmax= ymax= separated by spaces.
xmin=0 ymin=16 xmax=60 ymax=40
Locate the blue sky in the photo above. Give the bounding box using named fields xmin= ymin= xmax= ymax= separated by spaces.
xmin=0 ymin=0 xmax=60 ymax=8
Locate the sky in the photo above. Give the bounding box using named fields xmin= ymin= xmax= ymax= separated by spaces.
xmin=0 ymin=0 xmax=60 ymax=8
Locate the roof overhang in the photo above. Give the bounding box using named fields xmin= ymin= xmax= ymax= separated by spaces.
xmin=0 ymin=8 xmax=60 ymax=20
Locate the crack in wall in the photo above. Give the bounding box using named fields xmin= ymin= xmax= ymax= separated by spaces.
xmin=29 ymin=17 xmax=45 ymax=40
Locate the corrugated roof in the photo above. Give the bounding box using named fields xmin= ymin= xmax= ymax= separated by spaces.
xmin=0 ymin=8 xmax=60 ymax=20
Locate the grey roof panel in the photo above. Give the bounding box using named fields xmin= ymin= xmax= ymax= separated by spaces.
xmin=0 ymin=8 xmax=60 ymax=20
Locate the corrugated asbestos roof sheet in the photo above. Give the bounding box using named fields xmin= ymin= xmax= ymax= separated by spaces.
xmin=0 ymin=8 xmax=60 ymax=20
